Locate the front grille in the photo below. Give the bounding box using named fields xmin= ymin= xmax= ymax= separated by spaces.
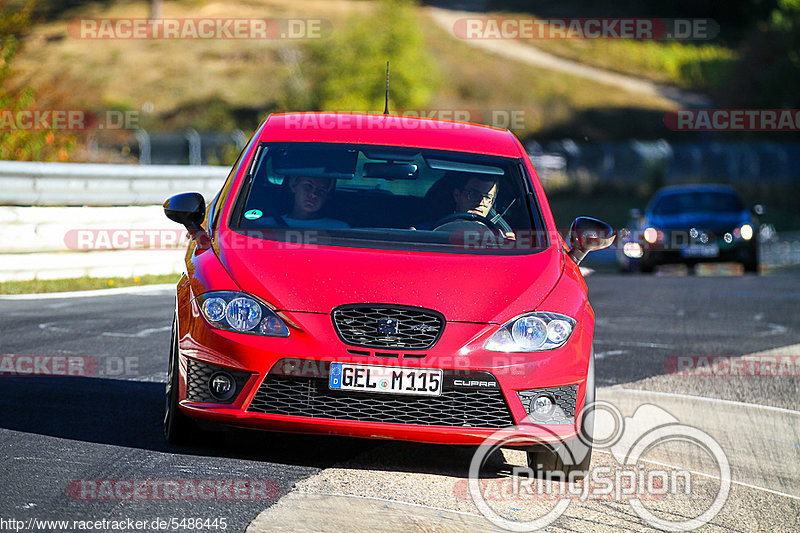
xmin=247 ymin=376 xmax=514 ymax=428
xmin=185 ymin=358 xmax=252 ymax=404
xmin=518 ymin=385 xmax=578 ymax=425
xmin=331 ymin=304 xmax=444 ymax=350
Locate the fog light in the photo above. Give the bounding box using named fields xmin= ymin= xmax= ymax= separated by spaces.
xmin=532 ymin=394 xmax=555 ymax=417
xmin=208 ymin=372 xmax=235 ymax=401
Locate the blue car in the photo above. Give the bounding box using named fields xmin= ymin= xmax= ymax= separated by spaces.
xmin=617 ymin=184 xmax=762 ymax=274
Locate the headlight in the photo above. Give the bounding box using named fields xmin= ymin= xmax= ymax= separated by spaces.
xmin=623 ymin=242 xmax=643 ymax=258
xmin=485 ymin=312 xmax=576 ymax=352
xmin=197 ymin=291 xmax=289 ymax=336
xmin=643 ymin=227 xmax=659 ymax=244
xmin=740 ymin=224 xmax=753 ymax=241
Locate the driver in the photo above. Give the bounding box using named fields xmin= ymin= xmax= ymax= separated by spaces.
xmin=452 ymin=175 xmax=498 ymax=218
xmin=413 ymin=172 xmax=500 ymax=231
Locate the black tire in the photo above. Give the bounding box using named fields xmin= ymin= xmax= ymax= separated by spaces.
xmin=164 ymin=314 xmax=200 ymax=445
xmin=617 ymin=258 xmax=635 ymax=274
xmin=743 ymin=254 xmax=759 ymax=274
xmin=526 ymin=351 xmax=595 ymax=481
xmin=639 ymin=261 xmax=654 ymax=273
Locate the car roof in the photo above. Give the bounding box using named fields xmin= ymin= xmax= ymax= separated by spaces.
xmin=257 ymin=113 xmax=523 ymax=158
xmin=653 ymin=184 xmax=740 ymax=197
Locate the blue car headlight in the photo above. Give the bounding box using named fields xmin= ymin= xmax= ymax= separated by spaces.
xmin=197 ymin=291 xmax=289 ymax=337
xmin=739 ymin=224 xmax=754 ymax=241
xmin=485 ymin=312 xmax=576 ymax=352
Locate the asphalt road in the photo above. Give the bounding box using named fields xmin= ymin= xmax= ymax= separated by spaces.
xmin=0 ymin=272 xmax=798 ymax=532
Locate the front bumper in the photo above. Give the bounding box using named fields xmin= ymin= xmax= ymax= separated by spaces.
xmin=175 ymin=292 xmax=593 ymax=446
xmin=643 ymin=240 xmax=757 ymax=266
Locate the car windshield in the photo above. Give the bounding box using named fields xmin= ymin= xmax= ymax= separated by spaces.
xmin=229 ymin=142 xmax=547 ymax=253
xmin=652 ymin=191 xmax=745 ymax=216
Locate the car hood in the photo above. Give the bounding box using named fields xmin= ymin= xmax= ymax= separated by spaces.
xmin=216 ymin=231 xmax=564 ymax=324
xmin=648 ymin=211 xmax=748 ymax=233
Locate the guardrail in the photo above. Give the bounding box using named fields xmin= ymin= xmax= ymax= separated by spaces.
xmin=0 ymin=161 xmax=229 ymax=206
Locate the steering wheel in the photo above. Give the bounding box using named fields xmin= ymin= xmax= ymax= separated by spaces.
xmin=431 ymin=213 xmax=504 ymax=234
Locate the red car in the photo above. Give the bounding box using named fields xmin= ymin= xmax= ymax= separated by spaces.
xmin=163 ymin=113 xmax=613 ymax=478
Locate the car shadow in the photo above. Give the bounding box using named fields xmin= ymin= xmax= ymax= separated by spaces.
xmin=0 ymin=376 xmax=516 ymax=478
xmin=0 ymin=376 xmax=377 ymax=467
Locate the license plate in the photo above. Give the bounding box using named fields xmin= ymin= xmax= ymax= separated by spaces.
xmin=681 ymin=243 xmax=719 ymax=258
xmin=329 ymin=363 xmax=443 ymax=396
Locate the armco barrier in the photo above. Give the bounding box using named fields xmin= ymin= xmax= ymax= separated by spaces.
xmin=0 ymin=161 xmax=229 ymax=281
xmin=1 ymin=161 xmax=798 ymax=283
xmin=0 ymin=161 xmax=229 ymax=206
xmin=0 ymin=206 xmax=189 ymax=282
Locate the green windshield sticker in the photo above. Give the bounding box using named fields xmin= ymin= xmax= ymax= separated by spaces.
xmin=244 ymin=209 xmax=263 ymax=220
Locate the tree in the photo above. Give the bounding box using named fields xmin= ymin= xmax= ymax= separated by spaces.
xmin=1 ymin=0 xmax=75 ymax=161
xmin=720 ymin=0 xmax=800 ymax=109
xmin=298 ymin=0 xmax=439 ymax=112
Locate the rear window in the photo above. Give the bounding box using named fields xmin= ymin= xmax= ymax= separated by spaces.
xmin=228 ymin=142 xmax=547 ymax=254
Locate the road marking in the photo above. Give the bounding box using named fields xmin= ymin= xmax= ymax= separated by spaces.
xmin=595 ymin=350 xmax=627 ymax=360
xmin=101 ymin=325 xmax=171 ymax=338
xmin=608 ymin=387 xmax=800 ymax=416
xmin=594 ymin=450 xmax=800 ymax=501
xmin=0 ymin=283 xmax=175 ymax=300
xmin=594 ymin=340 xmax=675 ymax=349
xmin=39 ymin=320 xmax=171 ymax=338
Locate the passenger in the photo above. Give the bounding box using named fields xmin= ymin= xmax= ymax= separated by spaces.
xmin=268 ymin=176 xmax=349 ymax=228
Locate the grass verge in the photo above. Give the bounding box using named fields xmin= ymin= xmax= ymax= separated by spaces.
xmin=0 ymin=273 xmax=180 ymax=295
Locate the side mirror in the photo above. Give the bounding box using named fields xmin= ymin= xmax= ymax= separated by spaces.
xmin=568 ymin=217 xmax=615 ymax=265
xmin=163 ymin=192 xmax=209 ymax=248
xmin=752 ymin=204 xmax=765 ymax=216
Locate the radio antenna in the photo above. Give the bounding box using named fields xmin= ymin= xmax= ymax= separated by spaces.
xmin=383 ymin=61 xmax=390 ymax=115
